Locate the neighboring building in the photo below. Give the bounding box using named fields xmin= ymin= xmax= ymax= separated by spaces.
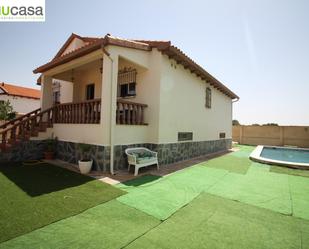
xmin=1 ymin=33 xmax=239 ymax=173
xmin=0 ymin=82 xmax=40 ymax=115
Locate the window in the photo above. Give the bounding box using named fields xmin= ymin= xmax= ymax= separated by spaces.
xmin=178 ymin=132 xmax=193 ymax=141
xmin=52 ymin=91 xmax=60 ymax=104
xmin=205 ymin=87 xmax=211 ymax=108
xmin=120 ymin=82 xmax=136 ymax=97
xmin=219 ymin=132 xmax=226 ymax=139
xmin=118 ymin=68 xmax=137 ymax=97
xmin=86 ymin=84 xmax=95 ymax=100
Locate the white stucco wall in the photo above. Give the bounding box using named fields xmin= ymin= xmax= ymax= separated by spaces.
xmin=158 ymin=55 xmax=232 ymax=143
xmin=113 ymin=48 xmax=233 ymax=145
xmin=52 ymin=80 xmax=73 ymax=103
xmin=107 ymin=46 xmax=162 ymax=145
xmin=59 ymin=81 xmax=73 ymax=103
xmin=73 ymin=61 xmax=102 ymax=102
xmin=40 ymin=45 xmax=233 ymax=146
xmin=52 ymin=124 xmax=104 ymax=145
xmin=0 ymin=95 xmax=40 ymax=115
xmin=62 ymin=38 xmax=86 ymax=56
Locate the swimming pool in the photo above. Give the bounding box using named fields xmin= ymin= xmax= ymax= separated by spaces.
xmin=250 ymin=145 xmax=309 ymax=169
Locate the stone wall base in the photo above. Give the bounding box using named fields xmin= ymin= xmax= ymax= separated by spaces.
xmin=0 ymin=140 xmax=47 ymax=162
xmin=0 ymin=139 xmax=231 ymax=172
xmin=114 ymin=139 xmax=232 ymax=170
xmin=56 ymin=138 xmax=231 ymax=172
xmin=56 ymin=141 xmax=110 ymax=171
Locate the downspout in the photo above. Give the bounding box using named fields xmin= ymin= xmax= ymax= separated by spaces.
xmin=231 ymin=97 xmax=239 ymax=145
xmin=102 ymin=47 xmax=115 ymax=175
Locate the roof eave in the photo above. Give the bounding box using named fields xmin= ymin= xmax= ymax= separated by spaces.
xmin=160 ymin=46 xmax=238 ymax=99
xmin=6 ymin=93 xmax=40 ymax=100
xmin=33 ymin=40 xmax=104 ymax=74
xmin=33 ymin=36 xmax=152 ymax=74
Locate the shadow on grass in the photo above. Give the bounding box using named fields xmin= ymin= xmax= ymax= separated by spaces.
xmin=270 ymin=165 xmax=309 ymax=178
xmin=0 ymin=162 xmax=93 ymax=197
xmin=121 ymin=175 xmax=162 ymax=187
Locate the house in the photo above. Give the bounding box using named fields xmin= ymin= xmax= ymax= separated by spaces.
xmin=0 ymin=82 xmax=40 ymax=116
xmin=0 ymin=33 xmax=239 ymax=173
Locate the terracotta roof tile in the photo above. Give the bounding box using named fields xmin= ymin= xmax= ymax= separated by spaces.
xmin=0 ymin=82 xmax=40 ymax=99
xmin=33 ymin=34 xmax=238 ymax=99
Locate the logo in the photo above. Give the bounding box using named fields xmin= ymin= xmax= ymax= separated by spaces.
xmin=0 ymin=0 xmax=45 ymax=22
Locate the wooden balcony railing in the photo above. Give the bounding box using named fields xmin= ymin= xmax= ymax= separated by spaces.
xmin=0 ymin=99 xmax=147 ymax=151
xmin=0 ymin=100 xmax=101 ymax=151
xmin=116 ymin=99 xmax=148 ymax=125
xmin=54 ymin=99 xmax=101 ymax=124
xmin=1 ymin=106 xmax=54 ymax=150
xmin=0 ymin=108 xmax=41 ymax=130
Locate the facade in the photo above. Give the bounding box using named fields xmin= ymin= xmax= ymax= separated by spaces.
xmin=32 ymin=33 xmax=238 ymax=173
xmin=0 ymin=82 xmax=40 ymax=115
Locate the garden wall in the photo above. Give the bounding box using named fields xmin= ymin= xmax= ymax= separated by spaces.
xmin=233 ymin=125 xmax=309 ymax=148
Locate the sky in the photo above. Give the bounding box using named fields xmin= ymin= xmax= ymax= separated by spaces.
xmin=0 ymin=0 xmax=308 ymax=125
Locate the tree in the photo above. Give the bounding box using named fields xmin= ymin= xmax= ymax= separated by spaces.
xmin=263 ymin=123 xmax=279 ymax=126
xmin=232 ymin=120 xmax=240 ymax=126
xmin=0 ymin=100 xmax=16 ymax=121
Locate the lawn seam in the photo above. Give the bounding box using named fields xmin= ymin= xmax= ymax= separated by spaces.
xmin=288 ymin=175 xmax=294 ymax=216
xmin=120 ymin=193 xmax=204 ymax=249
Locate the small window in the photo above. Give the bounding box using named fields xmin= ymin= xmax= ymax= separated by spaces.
xmin=178 ymin=132 xmax=193 ymax=141
xmin=120 ymin=82 xmax=136 ymax=97
xmin=205 ymin=87 xmax=211 ymax=108
xmin=219 ymin=132 xmax=226 ymax=139
xmin=86 ymin=84 xmax=95 ymax=100
xmin=53 ymin=91 xmax=60 ymax=104
xmin=118 ymin=68 xmax=137 ymax=98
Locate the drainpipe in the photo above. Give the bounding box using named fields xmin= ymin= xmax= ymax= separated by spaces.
xmin=102 ymin=47 xmax=115 ymax=175
xmin=232 ymin=97 xmax=240 ymax=145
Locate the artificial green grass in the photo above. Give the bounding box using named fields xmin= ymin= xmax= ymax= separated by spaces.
xmin=117 ymin=174 xmax=162 ymax=192
xmin=125 ymin=193 xmax=309 ymax=249
xmin=1 ymin=145 xmax=309 ymax=248
xmin=289 ymin=175 xmax=309 ymax=220
xmin=0 ymin=162 xmax=125 ymax=243
xmin=0 ymin=200 xmax=160 ymax=249
xmin=117 ymin=146 xmax=309 ymax=221
xmin=270 ymin=165 xmax=309 ymax=178
xmin=117 ymin=166 xmax=228 ymax=220
xmin=207 ymin=170 xmax=292 ymax=215
xmin=200 ymin=154 xmax=251 ymax=174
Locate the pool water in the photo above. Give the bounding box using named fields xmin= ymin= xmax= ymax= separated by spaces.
xmin=261 ymin=147 xmax=309 ymax=164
